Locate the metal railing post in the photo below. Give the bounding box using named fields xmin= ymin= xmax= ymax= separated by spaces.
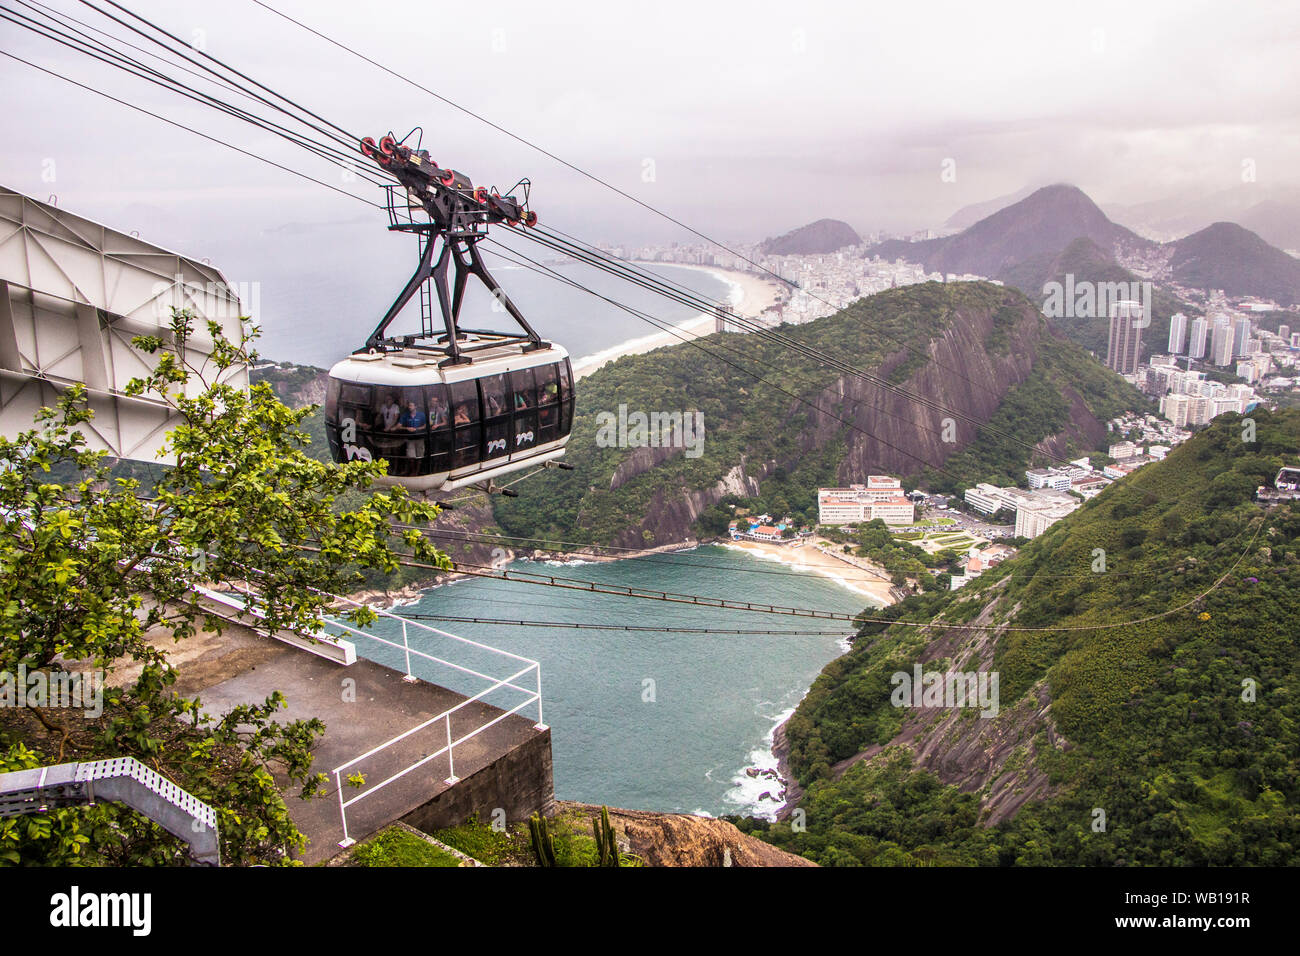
xmin=401 ymin=619 xmax=416 ymax=682
xmin=534 ymin=664 xmax=546 ymax=730
xmin=445 ymin=713 xmax=458 ymax=784
xmin=335 ymin=768 xmax=354 ymax=848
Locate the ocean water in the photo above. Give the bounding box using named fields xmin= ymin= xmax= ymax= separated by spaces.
xmin=207 ymin=221 xmax=731 ymax=369
xmin=348 ymin=545 xmax=874 ymax=818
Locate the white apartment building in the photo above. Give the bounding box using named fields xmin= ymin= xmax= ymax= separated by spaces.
xmin=1015 ymin=494 xmax=1079 ymax=539
xmin=817 ymin=478 xmax=915 ymax=525
xmin=964 ymin=483 xmax=1020 ymax=516
xmin=868 ymin=497 xmax=917 ymax=525
xmin=817 ymin=496 xmax=870 ymax=523
xmin=1235 ymin=317 xmax=1252 ymax=357
xmin=1026 ymin=467 xmax=1076 ymax=491
xmin=1212 ymin=322 xmax=1235 ymax=366
xmin=1188 ymin=317 xmax=1208 ymax=359
xmin=1168 ymin=312 xmax=1187 ymax=354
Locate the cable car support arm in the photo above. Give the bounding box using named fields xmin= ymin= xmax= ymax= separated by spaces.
xmin=359 ymin=133 xmax=547 ymax=363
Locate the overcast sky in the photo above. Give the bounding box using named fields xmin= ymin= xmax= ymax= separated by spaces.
xmin=3 ymin=0 xmax=1298 ymax=254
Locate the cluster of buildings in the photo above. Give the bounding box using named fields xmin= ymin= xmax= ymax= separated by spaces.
xmin=1162 ymin=306 xmax=1288 ymax=379
xmin=961 ymin=429 xmax=1195 ymax=539
xmin=615 ymin=240 xmax=995 ymax=329
xmin=1107 ymin=411 xmax=1192 ymax=451
xmin=816 ymin=477 xmax=916 ymax=526
xmin=949 ymin=542 xmax=1017 ymax=590
xmin=728 ymin=514 xmax=808 ymax=544
xmin=963 ymin=483 xmax=1083 ymax=538
xmin=1104 ymin=290 xmax=1298 ymax=421
xmin=1140 ymin=356 xmax=1261 ymax=427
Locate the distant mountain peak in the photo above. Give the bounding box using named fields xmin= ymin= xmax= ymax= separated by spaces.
xmin=759 ymin=218 xmax=861 ymax=255
xmin=1169 ymin=220 xmax=1300 ymax=305
xmin=869 ymin=183 xmax=1140 ymax=281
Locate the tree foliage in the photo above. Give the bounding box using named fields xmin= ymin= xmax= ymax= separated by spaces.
xmin=0 ymin=310 xmax=450 ymax=865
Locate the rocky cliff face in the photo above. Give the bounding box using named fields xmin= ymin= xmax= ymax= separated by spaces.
xmin=791 ymin=584 xmax=1067 ymax=827
xmin=824 ymin=300 xmax=1042 ymax=479
xmin=612 ymin=459 xmax=766 ymax=550
xmin=558 ymin=802 xmax=815 ymax=866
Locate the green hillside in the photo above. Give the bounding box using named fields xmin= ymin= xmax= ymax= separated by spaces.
xmin=494 ymin=281 xmax=1144 ymax=545
xmin=739 ymin=409 xmax=1300 ymax=865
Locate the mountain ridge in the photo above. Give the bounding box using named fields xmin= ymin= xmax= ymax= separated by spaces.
xmin=492 ymin=280 xmax=1146 ymax=549
xmin=759 ymin=218 xmax=862 ymax=255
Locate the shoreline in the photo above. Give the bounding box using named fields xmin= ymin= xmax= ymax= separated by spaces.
xmin=570 ymin=263 xmax=783 ymax=380
xmin=346 ymin=535 xmax=873 ymax=823
xmin=721 ymin=539 xmax=895 ymax=606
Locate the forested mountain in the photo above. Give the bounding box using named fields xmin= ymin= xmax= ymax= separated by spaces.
xmin=872 ymin=184 xmax=1145 ymax=279
xmin=1010 ymin=237 xmax=1197 ymax=363
xmin=759 ymin=218 xmax=862 ymax=255
xmin=1169 ymin=222 xmax=1300 ymax=306
xmin=875 ymin=184 xmax=1300 ymax=320
xmin=493 ymin=281 xmax=1146 ymax=548
xmin=737 ymin=409 xmax=1300 ymax=865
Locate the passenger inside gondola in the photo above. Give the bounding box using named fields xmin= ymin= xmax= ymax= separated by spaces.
xmin=430 ymin=394 xmax=449 ymax=428
xmin=399 ymin=399 xmax=426 ymax=458
xmin=379 ymin=392 xmax=402 ymax=432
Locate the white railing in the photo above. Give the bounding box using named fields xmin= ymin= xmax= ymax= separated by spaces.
xmin=195 ymin=574 xmax=544 ymax=848
xmin=323 ymin=593 xmax=544 ymax=848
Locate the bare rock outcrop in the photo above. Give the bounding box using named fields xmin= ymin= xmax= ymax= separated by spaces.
xmin=557 ymin=802 xmax=814 ymax=866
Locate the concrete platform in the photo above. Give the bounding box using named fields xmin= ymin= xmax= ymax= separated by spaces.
xmin=168 ymin=621 xmax=553 ymax=865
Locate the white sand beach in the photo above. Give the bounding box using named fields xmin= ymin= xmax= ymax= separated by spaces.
xmin=571 ymin=264 xmax=783 ymax=380
xmin=721 ymin=539 xmax=896 ymax=606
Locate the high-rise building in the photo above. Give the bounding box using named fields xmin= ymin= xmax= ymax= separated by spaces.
xmin=1211 ymin=321 xmax=1234 ymax=367
xmin=1167 ymin=312 xmax=1187 ymax=354
xmin=1105 ymin=300 xmax=1144 ymax=374
xmin=1280 ymin=324 xmax=1292 ymax=342
xmin=1234 ymin=317 xmax=1252 ymax=357
xmin=1188 ymin=316 xmax=1208 ymax=359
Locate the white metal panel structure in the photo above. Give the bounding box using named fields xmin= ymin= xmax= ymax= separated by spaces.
xmin=0 ymin=185 xmax=248 ymax=463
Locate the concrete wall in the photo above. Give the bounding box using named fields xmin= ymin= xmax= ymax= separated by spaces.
xmin=400 ymin=728 xmax=555 ymax=833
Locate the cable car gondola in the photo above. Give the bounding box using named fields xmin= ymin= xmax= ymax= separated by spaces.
xmin=324 ymin=133 xmax=573 ymax=491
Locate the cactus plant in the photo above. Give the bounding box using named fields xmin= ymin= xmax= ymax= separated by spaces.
xmin=594 ymin=805 xmax=620 ymax=867
xmin=528 ymin=812 xmax=556 ymax=867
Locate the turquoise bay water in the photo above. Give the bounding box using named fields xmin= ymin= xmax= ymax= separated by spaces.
xmin=351 ymin=545 xmax=872 ymax=817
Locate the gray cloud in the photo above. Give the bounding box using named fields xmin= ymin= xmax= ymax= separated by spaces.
xmin=2 ymin=0 xmax=1297 ymax=248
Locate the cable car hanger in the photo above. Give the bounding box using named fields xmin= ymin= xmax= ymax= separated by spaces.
xmin=358 ymin=130 xmax=546 ymax=365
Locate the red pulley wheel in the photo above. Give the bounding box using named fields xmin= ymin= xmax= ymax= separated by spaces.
xmin=360 ymin=136 xmax=377 ymax=158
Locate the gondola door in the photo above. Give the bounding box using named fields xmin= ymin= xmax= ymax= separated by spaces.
xmin=449 ymin=379 xmax=482 ymax=471
xmin=480 ymin=373 xmax=511 ymax=465
xmin=510 ymin=366 xmax=538 ymax=458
